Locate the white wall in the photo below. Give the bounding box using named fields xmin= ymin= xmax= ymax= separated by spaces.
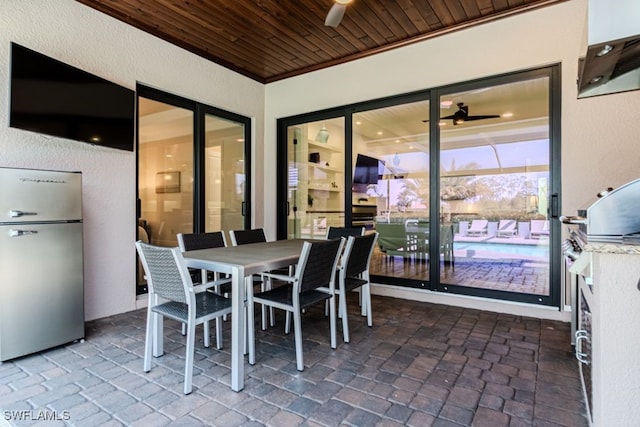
xmin=264 ymin=0 xmax=640 ymax=319
xmin=0 ymin=1 xmax=265 ymax=320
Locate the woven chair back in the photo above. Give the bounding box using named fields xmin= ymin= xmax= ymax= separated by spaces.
xmin=345 ymin=233 xmax=378 ymax=278
xmin=231 ymin=228 xmax=266 ymax=245
xmin=297 ymin=238 xmax=343 ymax=293
xmin=178 ymin=231 xmax=226 ymax=251
xmin=136 ymin=242 xmax=188 ymax=303
xmin=326 ymin=226 xmax=364 ymax=240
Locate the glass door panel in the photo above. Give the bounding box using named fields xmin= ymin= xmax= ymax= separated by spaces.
xmin=352 ymin=101 xmax=430 ymax=281
xmin=287 ymin=118 xmax=345 ymax=239
xmin=138 ymin=97 xmax=194 ymax=247
xmin=137 ymin=97 xmax=194 ymax=294
xmin=439 ymin=77 xmax=551 ymax=298
xmin=204 ymin=114 xmax=245 ymax=233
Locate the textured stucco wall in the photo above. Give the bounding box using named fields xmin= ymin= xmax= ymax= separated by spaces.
xmin=0 ymin=0 xmax=264 ymax=320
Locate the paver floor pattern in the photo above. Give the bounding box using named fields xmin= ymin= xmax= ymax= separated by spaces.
xmin=0 ymin=293 xmax=587 ymax=426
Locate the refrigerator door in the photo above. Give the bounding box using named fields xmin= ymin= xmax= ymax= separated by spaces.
xmin=0 ymin=167 xmax=82 ymax=223
xmin=0 ymin=222 xmax=84 ymax=361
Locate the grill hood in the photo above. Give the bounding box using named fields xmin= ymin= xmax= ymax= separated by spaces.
xmin=578 ymin=0 xmax=640 ymax=98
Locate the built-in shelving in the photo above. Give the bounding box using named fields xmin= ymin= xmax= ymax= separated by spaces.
xmin=308 ymin=140 xmax=342 ymax=152
xmin=288 ymin=124 xmax=345 ymax=239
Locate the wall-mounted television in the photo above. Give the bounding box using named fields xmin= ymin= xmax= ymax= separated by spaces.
xmin=9 ymin=43 xmax=135 ymax=151
xmin=353 ymin=154 xmax=381 ymax=185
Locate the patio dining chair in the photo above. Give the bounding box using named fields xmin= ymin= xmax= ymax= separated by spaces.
xmin=336 ymin=233 xmax=378 ymax=343
xmin=325 ymin=226 xmax=365 ymax=239
xmin=135 ymin=241 xmax=232 ymax=395
xmin=229 ymin=228 xmax=267 ymax=246
xmin=375 ymin=222 xmax=418 ymax=262
xmin=248 ymin=238 xmax=345 ymax=371
xmin=229 ymin=228 xmax=290 ymax=330
xmin=177 ymin=231 xmax=232 ymax=349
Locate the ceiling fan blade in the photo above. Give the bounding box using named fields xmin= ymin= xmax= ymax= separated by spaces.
xmin=464 ymin=115 xmax=501 ymax=121
xmin=325 ymin=4 xmax=346 ymax=27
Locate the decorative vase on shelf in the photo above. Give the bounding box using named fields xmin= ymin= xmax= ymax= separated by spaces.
xmin=315 ymin=125 xmax=329 ymax=144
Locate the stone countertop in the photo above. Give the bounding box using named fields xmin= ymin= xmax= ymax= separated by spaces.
xmin=585 ymin=241 xmax=640 ymax=255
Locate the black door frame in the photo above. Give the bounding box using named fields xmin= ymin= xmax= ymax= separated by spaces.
xmin=136 ymin=84 xmax=252 ymax=234
xmin=276 ymin=65 xmax=561 ymax=307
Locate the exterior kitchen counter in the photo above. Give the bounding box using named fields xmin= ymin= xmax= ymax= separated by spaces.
xmin=584 ymin=241 xmax=640 ymax=255
xmin=579 ymin=247 xmax=640 ymax=426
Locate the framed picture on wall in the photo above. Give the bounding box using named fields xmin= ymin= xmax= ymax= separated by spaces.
xmin=155 ymin=171 xmax=180 ymax=193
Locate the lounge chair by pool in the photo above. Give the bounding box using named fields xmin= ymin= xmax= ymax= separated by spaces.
xmin=467 ymin=219 xmax=488 ymax=236
xmin=530 ymin=219 xmax=550 ymax=239
xmin=496 ymin=219 xmax=517 ymax=238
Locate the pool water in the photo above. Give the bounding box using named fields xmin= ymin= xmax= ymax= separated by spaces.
xmin=455 ymin=242 xmax=549 ymax=257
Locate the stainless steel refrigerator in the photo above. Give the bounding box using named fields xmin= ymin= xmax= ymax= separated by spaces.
xmin=0 ymin=167 xmax=84 ymax=361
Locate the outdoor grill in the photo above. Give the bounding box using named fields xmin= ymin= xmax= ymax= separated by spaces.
xmin=352 ymin=204 xmax=377 ymax=229
xmin=561 ymin=177 xmax=640 ymax=244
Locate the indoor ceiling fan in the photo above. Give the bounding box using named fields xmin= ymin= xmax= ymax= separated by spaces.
xmin=442 ymin=102 xmax=501 ymax=125
xmin=423 ymin=102 xmax=501 ymax=125
xmin=324 ymin=0 xmax=353 ymax=28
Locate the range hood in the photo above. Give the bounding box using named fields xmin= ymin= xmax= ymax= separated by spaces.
xmin=577 ymin=0 xmax=640 ymax=98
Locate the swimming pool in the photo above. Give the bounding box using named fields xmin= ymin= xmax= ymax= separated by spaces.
xmin=454 ymin=242 xmax=549 ymax=257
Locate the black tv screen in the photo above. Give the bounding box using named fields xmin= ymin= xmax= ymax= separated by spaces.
xmin=9 ymin=43 xmax=135 ymax=151
xmin=353 ymin=154 xmax=380 ymax=185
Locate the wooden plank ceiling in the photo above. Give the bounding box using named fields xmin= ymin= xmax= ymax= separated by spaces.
xmin=75 ymin=0 xmax=567 ymax=83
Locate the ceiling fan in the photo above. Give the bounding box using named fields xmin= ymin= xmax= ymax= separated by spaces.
xmin=442 ymin=102 xmax=501 ymax=125
xmin=423 ymin=102 xmax=501 ymax=125
xmin=325 ymin=0 xmax=353 ymax=28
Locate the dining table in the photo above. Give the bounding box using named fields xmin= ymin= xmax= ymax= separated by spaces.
xmin=183 ymin=238 xmax=307 ymax=392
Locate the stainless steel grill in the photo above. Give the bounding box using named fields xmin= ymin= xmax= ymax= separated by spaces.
xmin=352 ymin=205 xmax=377 ymax=229
xmin=561 ymin=178 xmax=640 ymax=243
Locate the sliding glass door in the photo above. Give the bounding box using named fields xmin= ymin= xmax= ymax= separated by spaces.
xmin=437 ymin=74 xmax=556 ymax=303
xmin=203 ymin=111 xmax=247 ymax=233
xmin=136 ymin=86 xmax=251 ymax=294
xmin=277 ymin=66 xmax=560 ymax=306
xmin=284 ymin=116 xmax=346 ymax=239
xmin=137 ymin=98 xmax=194 ymax=248
xmin=352 ymin=100 xmax=432 ymax=281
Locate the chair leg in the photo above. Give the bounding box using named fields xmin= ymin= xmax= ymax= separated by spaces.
xmin=285 ymin=311 xmax=292 ymax=334
xmin=261 ymin=277 xmax=268 ymax=331
xmin=261 ymin=304 xmax=267 ymax=331
xmin=328 ymin=295 xmax=337 ymax=349
xmin=203 ymin=320 xmax=210 ymax=348
xmin=340 ymin=290 xmax=350 ymax=343
xmin=152 ymin=312 xmax=164 ymax=358
xmin=293 ymin=308 xmax=304 ymax=371
xmin=183 ymin=318 xmax=196 ymax=394
xmin=215 ymin=316 xmax=223 ymax=350
xmin=364 ymin=283 xmax=373 ymax=327
xmin=246 ymin=277 xmax=256 ymax=365
xmin=144 ymin=307 xmax=154 ymax=372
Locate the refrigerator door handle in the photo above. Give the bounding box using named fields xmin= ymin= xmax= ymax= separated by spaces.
xmin=9 ymin=229 xmax=39 ymax=237
xmin=9 ymin=210 xmax=38 ymax=218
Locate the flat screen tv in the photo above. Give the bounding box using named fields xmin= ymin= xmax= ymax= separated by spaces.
xmin=9 ymin=43 xmax=135 ymax=151
xmin=353 ymin=154 xmax=381 ymax=185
